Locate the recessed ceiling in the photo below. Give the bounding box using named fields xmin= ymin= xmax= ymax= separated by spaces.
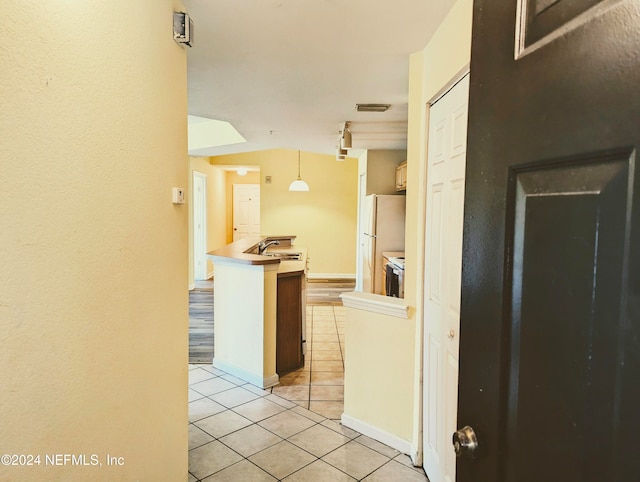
xmin=188 ymin=115 xmax=246 ymax=151
xmin=184 ymin=0 xmax=457 ymax=157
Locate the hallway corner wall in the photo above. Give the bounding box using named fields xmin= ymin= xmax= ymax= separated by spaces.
xmin=0 ymin=2 xmax=189 ymax=480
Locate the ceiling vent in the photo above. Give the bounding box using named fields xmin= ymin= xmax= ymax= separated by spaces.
xmin=356 ymin=103 xmax=391 ymax=113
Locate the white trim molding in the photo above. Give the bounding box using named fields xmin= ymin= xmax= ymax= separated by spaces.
xmin=307 ymin=273 xmax=356 ymax=281
xmin=340 ymin=291 xmax=409 ymax=319
xmin=342 ymin=414 xmax=413 ymax=456
xmin=212 ymin=359 xmax=279 ymax=389
xmin=410 ymin=443 xmax=421 ymax=467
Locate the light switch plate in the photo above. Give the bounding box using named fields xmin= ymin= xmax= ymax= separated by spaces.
xmin=172 ymin=187 xmax=185 ymax=204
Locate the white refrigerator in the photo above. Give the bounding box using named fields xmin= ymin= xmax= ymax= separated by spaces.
xmin=360 ymin=194 xmax=406 ymax=294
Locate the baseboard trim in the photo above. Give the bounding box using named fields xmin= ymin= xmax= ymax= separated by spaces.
xmin=410 ymin=442 xmax=421 ymax=467
xmin=341 ymin=414 xmax=413 ymax=455
xmin=212 ymin=359 xmax=279 ymax=389
xmin=188 ymin=283 xmax=195 ymax=291
xmin=307 ymin=273 xmax=356 ymax=281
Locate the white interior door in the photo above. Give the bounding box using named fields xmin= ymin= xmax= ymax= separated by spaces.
xmin=423 ymin=73 xmax=469 ymax=482
xmin=193 ymin=171 xmax=207 ymax=281
xmin=233 ymin=184 xmax=260 ymax=241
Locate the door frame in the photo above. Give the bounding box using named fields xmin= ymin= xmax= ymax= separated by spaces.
xmin=418 ymin=65 xmax=470 ymax=474
xmin=193 ymin=171 xmax=208 ymax=281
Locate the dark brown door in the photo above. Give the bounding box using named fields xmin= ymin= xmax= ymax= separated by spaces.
xmin=457 ymin=1 xmax=640 ymax=481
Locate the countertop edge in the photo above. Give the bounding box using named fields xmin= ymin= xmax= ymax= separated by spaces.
xmin=207 ymin=236 xmax=307 ymax=275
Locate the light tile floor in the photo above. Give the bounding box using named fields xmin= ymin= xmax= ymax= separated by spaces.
xmin=188 ymin=306 xmax=430 ymax=481
xmin=273 ymin=305 xmax=346 ymax=419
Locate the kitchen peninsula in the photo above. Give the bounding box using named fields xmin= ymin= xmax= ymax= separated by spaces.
xmin=207 ymin=236 xmax=307 ymax=388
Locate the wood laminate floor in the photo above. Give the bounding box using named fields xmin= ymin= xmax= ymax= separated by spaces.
xmin=189 ymin=282 xmax=214 ymax=364
xmin=305 ymin=279 xmax=356 ymax=306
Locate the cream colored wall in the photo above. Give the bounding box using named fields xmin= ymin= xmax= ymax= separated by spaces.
xmin=366 ymin=149 xmax=408 ymax=195
xmin=0 ymin=2 xmax=188 ymax=480
xmin=262 ymin=269 xmax=278 ymax=378
xmin=211 ymin=149 xmax=358 ymax=276
xmin=212 ymin=262 xmax=277 ymax=383
xmin=420 ymin=0 xmax=473 ymax=105
xmin=225 ymin=171 xmax=261 ymax=243
xmin=341 ymin=0 xmax=473 ymax=459
xmin=343 ymin=307 xmax=415 ymax=440
xmin=189 ymin=157 xmax=227 ymax=286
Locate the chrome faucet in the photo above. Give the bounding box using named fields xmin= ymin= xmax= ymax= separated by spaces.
xmin=258 ymin=239 xmax=280 ymax=254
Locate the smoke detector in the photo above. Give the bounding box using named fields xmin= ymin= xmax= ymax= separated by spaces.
xmin=173 ymin=12 xmax=193 ymax=47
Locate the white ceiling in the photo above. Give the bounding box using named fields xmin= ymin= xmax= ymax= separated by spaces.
xmin=184 ymin=0 xmax=457 ymax=157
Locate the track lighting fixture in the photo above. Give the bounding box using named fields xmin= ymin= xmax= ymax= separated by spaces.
xmin=340 ymin=122 xmax=352 ymax=150
xmin=336 ymin=146 xmax=347 ymax=161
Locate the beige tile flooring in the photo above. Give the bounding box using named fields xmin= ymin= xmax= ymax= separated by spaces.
xmin=274 ymin=305 xmax=346 ymax=419
xmin=188 ymin=305 xmax=430 ymax=481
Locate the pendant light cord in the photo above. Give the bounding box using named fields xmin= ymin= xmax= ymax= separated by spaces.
xmin=289 ymin=150 xmax=309 ymax=191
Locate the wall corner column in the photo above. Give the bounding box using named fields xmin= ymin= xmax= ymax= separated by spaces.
xmin=210 ymin=258 xmax=279 ymax=388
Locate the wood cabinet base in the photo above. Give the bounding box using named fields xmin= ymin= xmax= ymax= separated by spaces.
xmin=276 ymin=273 xmax=304 ymax=374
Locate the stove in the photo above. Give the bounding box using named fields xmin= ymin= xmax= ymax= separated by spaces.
xmin=385 ymin=256 xmax=405 ymax=298
xmin=388 ymin=256 xmax=405 ymax=271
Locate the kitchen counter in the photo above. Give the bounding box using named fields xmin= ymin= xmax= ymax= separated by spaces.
xmin=208 ymin=235 xmax=306 ymax=276
xmin=207 ymin=235 xmax=308 ymax=387
xmin=382 ymin=251 xmax=405 ymax=260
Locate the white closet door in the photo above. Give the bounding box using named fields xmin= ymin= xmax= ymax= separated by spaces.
xmin=423 ymin=73 xmax=469 ymax=482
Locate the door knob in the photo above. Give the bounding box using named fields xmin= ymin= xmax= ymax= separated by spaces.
xmin=453 ymin=425 xmax=478 ymax=459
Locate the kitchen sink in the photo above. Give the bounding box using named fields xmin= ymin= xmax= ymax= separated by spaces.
xmin=263 ymin=252 xmax=303 ymax=261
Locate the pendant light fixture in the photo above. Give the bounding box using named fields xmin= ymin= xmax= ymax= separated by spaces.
xmin=288 ymin=151 xmax=309 ymax=191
